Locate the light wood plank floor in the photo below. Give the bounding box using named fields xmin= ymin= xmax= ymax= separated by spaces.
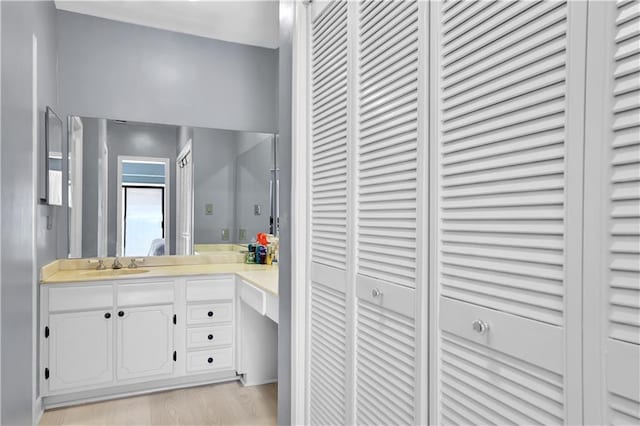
xmin=40 ymin=382 xmax=277 ymax=426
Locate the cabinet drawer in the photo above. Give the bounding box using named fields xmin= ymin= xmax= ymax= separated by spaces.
xmin=239 ymin=281 xmax=266 ymax=315
xmin=187 ymin=325 xmax=233 ymax=349
xmin=117 ymin=281 xmax=174 ymax=307
xmin=49 ymin=285 xmax=113 ymax=312
xmin=186 ymin=303 xmax=233 ymax=325
xmin=186 ymin=277 xmax=234 ymax=302
xmin=186 ymin=347 xmax=233 ymax=373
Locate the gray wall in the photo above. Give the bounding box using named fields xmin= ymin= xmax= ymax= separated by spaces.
xmin=81 ymin=118 xmax=100 ymax=257
xmin=235 ymin=133 xmax=273 ymax=243
xmin=57 ymin=10 xmax=279 ymax=133
xmin=1 ymin=1 xmax=59 ymax=424
xmin=106 ymin=121 xmax=179 ymax=256
xmin=192 ymin=128 xmax=237 ymax=244
xmin=277 ymin=1 xmax=293 ymax=424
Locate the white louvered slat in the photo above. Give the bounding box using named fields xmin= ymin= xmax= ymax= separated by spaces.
xmin=312 ymin=0 xmax=349 ymax=271
xmin=357 ymin=0 xmax=419 ymax=289
xmin=439 ymin=0 xmax=570 ymax=326
xmin=440 ymin=331 xmax=564 ymax=426
xmin=437 ymin=1 xmax=577 ymax=423
xmin=309 ymin=282 xmax=347 ymax=425
xmin=356 ymin=299 xmax=416 ymax=426
xmin=606 ymin=1 xmax=640 ymax=423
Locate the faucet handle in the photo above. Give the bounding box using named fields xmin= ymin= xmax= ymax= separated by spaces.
xmin=128 ymin=258 xmax=138 ymax=269
xmin=88 ymin=258 xmax=106 ymax=270
xmin=112 ymin=257 xmax=123 ymax=270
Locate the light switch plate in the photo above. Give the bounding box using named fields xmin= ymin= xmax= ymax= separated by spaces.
xmin=239 ymin=228 xmax=247 ymax=241
xmin=221 ymin=228 xmax=230 ymax=241
xmin=254 ymin=204 xmax=262 ymax=215
xmin=205 ymin=203 xmax=214 ymax=215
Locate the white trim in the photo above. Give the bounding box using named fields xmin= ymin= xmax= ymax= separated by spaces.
xmin=290 ymin=1 xmax=310 ymax=424
xmin=428 ymin=3 xmax=442 ymax=424
xmin=414 ymin=1 xmax=429 ymax=423
xmin=31 ymin=33 xmax=40 ymax=425
xmin=564 ymin=3 xmax=588 ymax=422
xmin=116 ymin=155 xmax=171 ymax=257
xmin=68 ymin=116 xmax=83 ymax=258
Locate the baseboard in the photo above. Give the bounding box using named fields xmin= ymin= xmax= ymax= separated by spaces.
xmin=42 ymin=371 xmax=240 ymax=409
xmin=33 ymin=396 xmax=44 ymax=425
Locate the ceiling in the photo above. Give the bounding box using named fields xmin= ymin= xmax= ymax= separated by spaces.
xmin=54 ymin=1 xmax=279 ymax=49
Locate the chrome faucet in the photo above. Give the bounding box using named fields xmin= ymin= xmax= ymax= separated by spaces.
xmin=112 ymin=257 xmax=123 ymax=270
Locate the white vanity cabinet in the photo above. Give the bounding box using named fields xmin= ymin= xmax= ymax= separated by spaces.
xmin=116 ymin=304 xmax=175 ymax=381
xmin=39 ymin=271 xmax=276 ymax=407
xmin=47 ymin=309 xmax=114 ymax=392
xmin=39 ymin=275 xmax=237 ymax=404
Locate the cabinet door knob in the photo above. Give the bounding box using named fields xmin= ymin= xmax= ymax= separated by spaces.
xmin=104 ymin=312 xmax=111 ymax=319
xmin=207 ymin=357 xmax=213 ymax=364
xmin=207 ymin=311 xmax=214 ymax=317
xmin=208 ymin=334 xmax=214 ymax=340
xmin=118 ymin=311 xmax=125 ymax=317
xmin=372 ymin=288 xmax=382 ymax=298
xmin=472 ymin=319 xmax=489 ymax=335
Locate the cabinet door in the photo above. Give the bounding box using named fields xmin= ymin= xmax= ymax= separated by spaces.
xmin=309 ymin=0 xmax=350 ymax=424
xmin=355 ymin=0 xmax=422 ymax=424
xmin=116 ymin=304 xmax=174 ymax=381
xmin=433 ymin=1 xmax=586 ymax=423
xmin=48 ymin=310 xmax=113 ymax=392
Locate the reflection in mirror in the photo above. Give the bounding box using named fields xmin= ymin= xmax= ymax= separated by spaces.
xmin=44 ymin=107 xmax=63 ymax=206
xmin=67 ymin=116 xmax=278 ymax=258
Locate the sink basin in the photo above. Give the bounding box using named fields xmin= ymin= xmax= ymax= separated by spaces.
xmin=78 ymin=268 xmax=150 ymax=278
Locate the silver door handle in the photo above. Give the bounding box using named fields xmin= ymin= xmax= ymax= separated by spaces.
xmin=472 ymin=319 xmax=489 ymax=335
xmin=371 ymin=288 xmax=383 ymax=298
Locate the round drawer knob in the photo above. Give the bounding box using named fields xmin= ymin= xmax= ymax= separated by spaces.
xmin=207 ymin=357 xmax=213 ymax=364
xmin=207 ymin=311 xmax=214 ymax=317
xmin=104 ymin=312 xmax=111 ymax=319
xmin=118 ymin=311 xmax=124 ymax=317
xmin=472 ymin=319 xmax=489 ymax=335
xmin=208 ymin=334 xmax=214 ymax=340
xmin=371 ymin=288 xmax=382 ymax=298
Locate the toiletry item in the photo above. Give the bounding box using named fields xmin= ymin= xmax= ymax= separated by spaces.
xmin=266 ymin=246 xmax=273 ymax=265
xmin=257 ymin=245 xmax=267 ymax=264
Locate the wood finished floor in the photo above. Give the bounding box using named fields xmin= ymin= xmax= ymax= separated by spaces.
xmin=39 ymin=382 xmax=277 ymax=426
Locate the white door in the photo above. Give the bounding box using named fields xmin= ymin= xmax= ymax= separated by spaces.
xmin=433 ymin=1 xmax=586 ymax=423
xmin=48 ymin=310 xmax=114 ymax=392
xmin=583 ymin=0 xmax=640 ymax=423
xmin=308 ymin=1 xmax=350 ymax=424
xmin=355 ymin=0 xmax=424 ymax=424
xmin=116 ymin=304 xmax=175 ymax=381
xmin=176 ymin=142 xmax=194 ymax=255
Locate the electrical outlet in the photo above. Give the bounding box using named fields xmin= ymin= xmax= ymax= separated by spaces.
xmin=205 ymin=203 xmax=214 ymax=215
xmin=239 ymin=228 xmax=247 ymax=241
xmin=254 ymin=204 xmax=262 ymax=215
xmin=221 ymin=228 xmax=230 ymax=241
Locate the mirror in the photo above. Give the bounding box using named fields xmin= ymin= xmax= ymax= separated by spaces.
xmin=43 ymin=107 xmax=63 ymax=206
xmin=67 ymin=116 xmax=279 ymax=258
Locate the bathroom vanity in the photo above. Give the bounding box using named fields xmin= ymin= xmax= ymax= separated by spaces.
xmin=38 ymin=260 xmax=278 ymax=408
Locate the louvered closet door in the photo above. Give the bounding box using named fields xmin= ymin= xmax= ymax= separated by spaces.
xmin=309 ymin=1 xmax=350 ymax=424
xmin=434 ymin=1 xmax=584 ymax=424
xmin=603 ymin=1 xmax=639 ymax=423
xmin=355 ymin=0 xmax=422 ymax=424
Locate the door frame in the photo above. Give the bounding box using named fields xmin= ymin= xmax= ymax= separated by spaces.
xmin=176 ymin=140 xmax=193 ymax=256
xmin=116 ymin=156 xmax=171 ymax=257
